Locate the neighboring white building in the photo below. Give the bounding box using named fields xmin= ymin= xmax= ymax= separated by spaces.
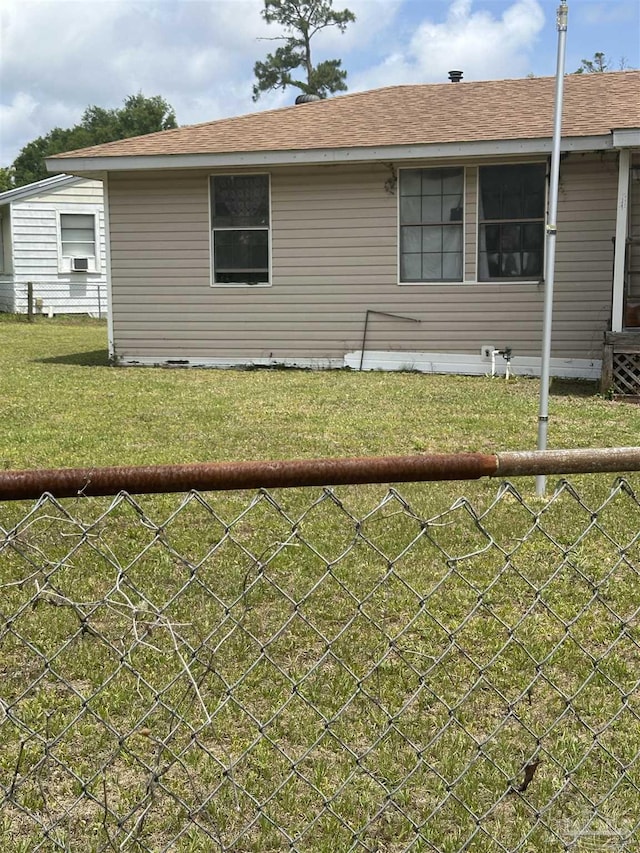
xmin=0 ymin=175 xmax=107 ymax=316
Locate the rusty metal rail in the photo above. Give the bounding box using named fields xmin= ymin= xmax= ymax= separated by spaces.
xmin=0 ymin=447 xmax=639 ymax=501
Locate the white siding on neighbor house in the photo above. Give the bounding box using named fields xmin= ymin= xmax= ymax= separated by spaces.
xmin=2 ymin=179 xmax=107 ymax=315
xmin=107 ymin=154 xmax=619 ymax=372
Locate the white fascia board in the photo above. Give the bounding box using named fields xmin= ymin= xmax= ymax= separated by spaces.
xmin=46 ymin=133 xmax=614 ymax=175
xmin=0 ymin=174 xmax=81 ymax=206
xmin=612 ymin=128 xmax=640 ymax=149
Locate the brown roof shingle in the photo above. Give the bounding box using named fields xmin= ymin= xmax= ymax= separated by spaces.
xmin=52 ymin=71 xmax=640 ymax=161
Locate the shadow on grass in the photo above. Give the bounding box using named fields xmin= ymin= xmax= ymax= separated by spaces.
xmin=550 ymin=378 xmax=598 ymax=397
xmin=37 ymin=349 xmax=110 ymax=367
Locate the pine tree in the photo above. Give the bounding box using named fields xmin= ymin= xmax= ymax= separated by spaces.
xmin=253 ymin=0 xmax=355 ymax=102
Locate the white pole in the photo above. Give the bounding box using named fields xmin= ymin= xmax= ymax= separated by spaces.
xmin=611 ymin=149 xmax=631 ymax=333
xmin=536 ymin=0 xmax=568 ymax=496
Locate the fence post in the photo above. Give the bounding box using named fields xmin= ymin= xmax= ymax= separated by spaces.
xmin=27 ymin=281 xmax=34 ymax=322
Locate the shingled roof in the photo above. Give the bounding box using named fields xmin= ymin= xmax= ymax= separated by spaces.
xmin=51 ymin=71 xmax=640 ymax=162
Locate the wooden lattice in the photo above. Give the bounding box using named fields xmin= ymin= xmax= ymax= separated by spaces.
xmin=612 ymin=352 xmax=640 ymax=396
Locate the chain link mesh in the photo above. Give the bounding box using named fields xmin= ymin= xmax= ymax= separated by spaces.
xmin=1 ymin=478 xmax=639 ymax=851
xmin=13 ymin=282 xmax=106 ymax=318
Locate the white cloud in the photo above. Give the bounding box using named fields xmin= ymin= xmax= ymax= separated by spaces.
xmin=0 ymin=0 xmax=278 ymax=164
xmin=350 ymin=0 xmax=546 ymax=91
xmin=1 ymin=0 xmax=405 ymax=165
xmin=0 ymin=0 xmax=614 ymax=168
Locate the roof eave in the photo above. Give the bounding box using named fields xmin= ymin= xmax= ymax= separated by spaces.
xmin=0 ymin=173 xmax=82 ymax=206
xmin=612 ymin=128 xmax=640 ymax=149
xmin=46 ymin=133 xmax=617 ymax=175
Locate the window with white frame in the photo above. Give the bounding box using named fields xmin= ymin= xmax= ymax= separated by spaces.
xmin=60 ymin=213 xmax=97 ymax=271
xmin=210 ymin=174 xmax=270 ymax=285
xmin=478 ymin=163 xmax=546 ymax=281
xmin=399 ymin=168 xmax=464 ymax=282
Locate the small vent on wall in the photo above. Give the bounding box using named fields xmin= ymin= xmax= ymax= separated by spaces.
xmin=71 ymin=257 xmax=90 ymax=272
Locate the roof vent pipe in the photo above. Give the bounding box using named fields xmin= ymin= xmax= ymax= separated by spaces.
xmin=448 ymin=70 xmax=463 ymax=83
xmin=295 ymin=93 xmax=322 ymax=104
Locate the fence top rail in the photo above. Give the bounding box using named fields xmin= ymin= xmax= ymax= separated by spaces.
xmin=0 ymin=448 xmax=639 ymax=501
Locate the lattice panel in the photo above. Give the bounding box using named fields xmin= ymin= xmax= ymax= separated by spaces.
xmin=612 ymin=352 xmax=640 ymax=396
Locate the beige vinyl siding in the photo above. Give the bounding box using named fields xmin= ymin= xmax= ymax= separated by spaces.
xmin=630 ymin=155 xmax=640 ymax=300
xmin=464 ymin=167 xmax=477 ymax=282
xmin=108 ymin=155 xmax=618 ymax=363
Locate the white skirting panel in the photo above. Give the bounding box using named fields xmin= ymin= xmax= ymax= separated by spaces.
xmin=116 ymin=355 xmax=345 ymax=370
xmin=344 ymin=350 xmax=602 ymax=380
xmin=117 ymin=350 xmax=602 ymax=380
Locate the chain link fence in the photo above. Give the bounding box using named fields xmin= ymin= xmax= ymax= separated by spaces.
xmin=1 ymin=461 xmax=639 ymax=851
xmin=12 ymin=281 xmax=106 ymax=318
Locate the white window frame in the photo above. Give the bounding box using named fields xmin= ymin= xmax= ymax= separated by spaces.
xmin=397 ymin=166 xmax=466 ymax=285
xmin=56 ymin=209 xmax=100 ymax=274
xmin=476 ymin=161 xmax=547 ymax=284
xmin=209 ymin=172 xmax=272 ymax=288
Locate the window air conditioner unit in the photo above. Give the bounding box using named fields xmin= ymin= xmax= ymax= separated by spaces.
xmin=71 ymin=257 xmax=90 ymax=272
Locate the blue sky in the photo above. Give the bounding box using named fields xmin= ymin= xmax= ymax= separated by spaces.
xmin=1 ymin=0 xmax=639 ymax=167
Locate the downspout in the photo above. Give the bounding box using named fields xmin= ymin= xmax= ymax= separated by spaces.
xmin=536 ymin=0 xmax=568 ymax=496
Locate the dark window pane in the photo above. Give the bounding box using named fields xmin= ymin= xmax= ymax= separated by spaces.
xmin=523 ymin=223 xmax=543 ymax=252
xmin=421 ymin=195 xmax=441 ymax=222
xmin=422 ymin=226 xmax=442 ymax=252
xmin=214 ymin=230 xmax=269 ymax=283
xmin=422 ymin=253 xmax=442 ymax=280
xmin=211 ymin=175 xmax=269 ymax=227
xmin=479 ymin=165 xmax=545 ymax=280
xmin=442 ymin=226 xmax=463 ymax=252
xmin=401 ymin=226 xmax=421 ymax=253
xmin=421 ymin=171 xmax=442 ymax=196
xmin=502 ymin=186 xmax=523 ymax=219
xmin=523 ymin=252 xmax=542 ymax=277
xmin=401 ymin=253 xmax=422 ymax=280
xmin=400 ymin=170 xmax=422 ymax=196
xmin=444 ymin=194 xmax=463 ymax=221
xmin=501 ymin=223 xmax=521 ymax=253
xmin=399 ymin=168 xmax=463 ymax=281
xmin=482 ymin=224 xmax=500 ymax=252
xmin=482 ymin=188 xmax=502 ymax=220
xmin=480 ymin=164 xmax=545 ymax=221
xmin=442 ymin=169 xmax=464 ymax=195
xmin=400 ymin=196 xmax=421 ymax=224
xmin=442 ymin=253 xmax=463 ymax=280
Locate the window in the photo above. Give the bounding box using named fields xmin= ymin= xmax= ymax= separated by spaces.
xmin=60 ymin=213 xmax=97 ymax=271
xmin=478 ymin=164 xmax=545 ymax=280
xmin=210 ymin=175 xmax=270 ymax=285
xmin=399 ymin=168 xmax=464 ymax=282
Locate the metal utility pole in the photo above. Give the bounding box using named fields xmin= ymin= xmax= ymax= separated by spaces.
xmin=536 ymin=0 xmax=568 ymax=496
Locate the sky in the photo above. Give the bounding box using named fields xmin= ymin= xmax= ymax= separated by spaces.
xmin=1 ymin=0 xmax=639 ymax=167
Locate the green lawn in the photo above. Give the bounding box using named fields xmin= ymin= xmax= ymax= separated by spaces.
xmin=1 ymin=315 xmax=639 ymax=471
xmin=1 ymin=316 xmax=639 ymax=852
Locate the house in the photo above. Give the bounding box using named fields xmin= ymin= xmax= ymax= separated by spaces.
xmin=0 ymin=175 xmax=107 ymax=316
xmin=47 ymin=72 xmax=640 ymax=386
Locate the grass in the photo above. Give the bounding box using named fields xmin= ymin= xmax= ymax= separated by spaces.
xmin=0 ymin=316 xmax=639 ymax=852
